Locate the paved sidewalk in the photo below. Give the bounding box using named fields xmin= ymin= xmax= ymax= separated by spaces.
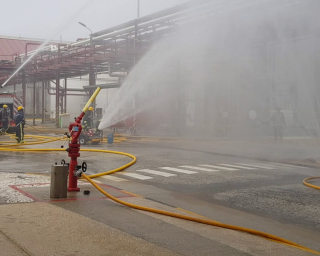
xmin=0 ymin=202 xmax=180 ymax=256
xmin=0 ymin=174 xmax=317 ymax=256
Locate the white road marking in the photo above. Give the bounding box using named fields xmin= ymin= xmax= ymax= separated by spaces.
xmin=220 ymin=164 xmax=257 ymax=170
xmin=119 ymin=172 xmax=153 ymax=180
xmin=180 ymin=166 xmax=220 ymax=172
xmin=160 ymin=167 xmax=197 ymax=174
xmin=252 ymin=163 xmax=284 ymax=169
xmin=259 ymin=163 xmax=291 ymax=169
xmin=235 ymin=163 xmax=275 ymax=170
xmin=137 ymin=169 xmax=176 ymax=177
xmin=99 ymin=175 xmax=128 ymax=182
xmin=200 ymin=164 xmax=239 ymax=171
xmin=268 ymin=163 xmax=306 ymax=169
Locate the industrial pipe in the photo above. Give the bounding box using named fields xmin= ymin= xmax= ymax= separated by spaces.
xmin=108 ymin=63 xmax=127 ymax=78
xmin=47 ymin=84 xmax=87 ymax=96
xmin=83 ymin=83 xmax=121 ymax=90
xmin=32 ymin=84 xmax=86 ymax=92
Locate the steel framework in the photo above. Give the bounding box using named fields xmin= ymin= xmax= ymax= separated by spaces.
xmin=0 ymin=0 xmax=221 ymax=87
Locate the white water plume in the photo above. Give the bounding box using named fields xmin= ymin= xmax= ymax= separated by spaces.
xmin=99 ymin=0 xmax=320 ymax=141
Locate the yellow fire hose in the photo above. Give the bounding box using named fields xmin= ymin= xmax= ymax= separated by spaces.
xmin=303 ymin=177 xmax=320 ymax=191
xmin=0 ymin=136 xmax=319 ymax=255
xmin=0 ymin=134 xmax=62 ymax=147
xmin=81 ymin=172 xmax=319 ymax=255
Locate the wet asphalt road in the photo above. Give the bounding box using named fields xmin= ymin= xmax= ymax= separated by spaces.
xmin=1 ymin=138 xmax=320 ymax=252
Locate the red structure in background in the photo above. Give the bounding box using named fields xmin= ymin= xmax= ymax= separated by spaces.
xmin=0 ymin=37 xmax=41 ymax=61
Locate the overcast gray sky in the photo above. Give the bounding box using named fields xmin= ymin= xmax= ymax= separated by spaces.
xmin=0 ymin=0 xmax=188 ymax=42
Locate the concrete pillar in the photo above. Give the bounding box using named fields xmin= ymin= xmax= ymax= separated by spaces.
xmin=22 ymin=72 xmax=26 ymax=107
xmin=64 ymin=77 xmax=67 ymax=114
xmin=89 ymin=64 xmax=95 ymax=97
xmin=42 ymin=79 xmax=45 ymax=124
xmin=33 ymin=74 xmax=36 ymax=126
xmin=56 ymin=71 xmax=60 ymax=128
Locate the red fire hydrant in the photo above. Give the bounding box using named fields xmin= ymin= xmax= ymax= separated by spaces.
xmin=67 ymin=112 xmax=85 ymax=191
xmin=64 ymin=87 xmax=101 ymax=192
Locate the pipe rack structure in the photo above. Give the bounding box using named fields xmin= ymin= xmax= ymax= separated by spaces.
xmin=0 ymin=0 xmax=304 ymax=87
xmin=0 ymin=0 xmax=221 ymax=88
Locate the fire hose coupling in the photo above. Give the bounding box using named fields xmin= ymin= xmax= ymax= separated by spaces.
xmin=74 ymin=161 xmax=87 ymax=177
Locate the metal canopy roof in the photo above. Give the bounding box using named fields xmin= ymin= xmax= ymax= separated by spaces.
xmin=0 ymin=37 xmax=41 ymax=61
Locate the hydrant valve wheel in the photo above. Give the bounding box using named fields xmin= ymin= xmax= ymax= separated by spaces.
xmin=82 ymin=162 xmax=87 ymax=172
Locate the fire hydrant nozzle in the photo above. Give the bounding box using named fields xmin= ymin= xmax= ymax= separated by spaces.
xmin=82 ymin=87 xmax=101 ymax=113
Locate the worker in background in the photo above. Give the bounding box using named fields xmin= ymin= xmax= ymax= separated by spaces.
xmin=271 ymin=107 xmax=286 ymax=141
xmin=83 ymin=106 xmax=94 ymax=131
xmin=1 ymin=105 xmax=10 ymax=132
xmin=13 ymin=106 xmax=25 ymax=143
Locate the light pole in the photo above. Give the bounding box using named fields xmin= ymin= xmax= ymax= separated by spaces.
xmin=132 ymin=0 xmax=140 ymax=135
xmin=78 ymin=22 xmax=93 ymax=52
xmin=78 ymin=22 xmax=95 ymax=109
xmin=78 ymin=22 xmax=92 ymax=34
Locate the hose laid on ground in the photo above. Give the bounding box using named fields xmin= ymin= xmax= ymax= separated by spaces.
xmin=303 ymin=177 xmax=320 ymax=190
xmin=24 ymin=124 xmax=46 ymax=134
xmin=0 ymin=134 xmax=61 ymax=147
xmin=0 ymin=136 xmax=319 ymax=255
xmin=81 ymin=173 xmax=320 ymax=255
xmin=83 ymin=149 xmax=136 ymax=178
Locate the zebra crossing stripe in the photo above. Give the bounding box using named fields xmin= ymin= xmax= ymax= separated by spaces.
xmin=99 ymin=175 xmax=128 ymax=182
xmin=119 ymin=172 xmax=153 ymax=180
xmin=235 ymin=163 xmax=275 ymax=169
xmin=180 ymin=166 xmax=220 ymax=172
xmin=260 ymin=163 xmax=291 ymax=169
xmin=160 ymin=167 xmax=197 ymax=174
xmin=200 ymin=164 xmax=239 ymax=171
xmin=86 ymin=162 xmax=308 ymax=183
xmin=267 ymin=163 xmax=306 ymax=169
xmin=251 ymin=163 xmax=282 ymax=169
xmin=137 ymin=169 xmax=176 ymax=177
xmin=219 ymin=164 xmax=257 ymax=170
